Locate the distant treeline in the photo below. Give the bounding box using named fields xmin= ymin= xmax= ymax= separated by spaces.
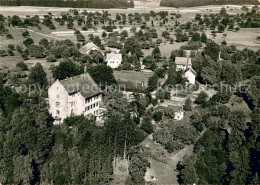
xmin=160 ymin=0 xmax=259 ymax=7
xmin=0 ymin=0 xmax=134 ymax=8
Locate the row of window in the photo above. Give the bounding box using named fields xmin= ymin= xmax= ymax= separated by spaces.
xmin=85 ymin=102 xmax=99 ymax=112
xmin=109 ymin=61 xmax=120 ymax=64
xmin=55 ymin=103 xmax=100 ymax=117
xmin=85 ymin=94 xmax=100 ymax=104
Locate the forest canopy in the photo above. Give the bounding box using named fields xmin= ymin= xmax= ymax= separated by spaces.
xmin=160 ymin=0 xmax=259 ymax=7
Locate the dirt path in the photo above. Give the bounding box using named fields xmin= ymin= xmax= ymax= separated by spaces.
xmin=19 ymin=28 xmax=64 ymax=40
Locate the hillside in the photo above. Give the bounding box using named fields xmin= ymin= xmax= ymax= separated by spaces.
xmin=0 ymin=0 xmax=134 ymax=9
xmin=160 ymin=0 xmax=259 ymax=7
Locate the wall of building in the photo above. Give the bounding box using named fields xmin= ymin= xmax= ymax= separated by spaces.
xmin=48 ymin=80 xmax=69 ymax=124
xmin=184 ymin=70 xmax=195 ymax=84
xmin=84 ymin=94 xmax=102 ymax=117
xmin=49 ymin=81 xmax=102 ymax=124
xmin=107 ymin=56 xmax=121 ymax=69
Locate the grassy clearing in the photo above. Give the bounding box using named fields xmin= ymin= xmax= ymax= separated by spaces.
xmin=114 ymin=70 xmax=153 ymax=83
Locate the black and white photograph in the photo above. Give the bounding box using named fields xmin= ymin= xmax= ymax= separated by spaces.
xmin=0 ymin=0 xmax=260 ymax=184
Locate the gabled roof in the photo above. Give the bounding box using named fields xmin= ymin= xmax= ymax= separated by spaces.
xmin=175 ymin=57 xmax=192 ymax=65
xmin=59 ymin=73 xmax=102 ymax=99
xmin=106 ymin=52 xmax=122 ymax=62
xmin=184 ymin=67 xmax=197 ymax=75
xmin=80 ymin=42 xmax=100 ymax=54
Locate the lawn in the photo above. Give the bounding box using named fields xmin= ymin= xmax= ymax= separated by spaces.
xmin=114 ymin=70 xmax=153 ymax=84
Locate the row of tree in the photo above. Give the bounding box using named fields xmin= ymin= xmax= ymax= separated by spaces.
xmin=0 ymin=0 xmax=134 ymax=8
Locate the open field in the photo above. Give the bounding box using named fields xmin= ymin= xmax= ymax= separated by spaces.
xmin=0 ymin=56 xmax=58 ymax=80
xmin=0 ymin=2 xmax=259 ymax=53
xmin=114 ymin=70 xmax=153 ymax=83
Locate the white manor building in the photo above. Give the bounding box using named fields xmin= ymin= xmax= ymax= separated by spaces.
xmin=48 ymin=72 xmax=102 ymax=124
xmin=175 ymin=57 xmax=192 ymax=71
xmin=106 ymin=52 xmax=122 ymax=69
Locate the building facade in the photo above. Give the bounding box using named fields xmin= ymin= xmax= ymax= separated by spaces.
xmin=106 ymin=52 xmax=122 ymax=69
xmin=183 ymin=67 xmax=196 ymax=84
xmin=48 ymin=73 xmax=102 ymax=124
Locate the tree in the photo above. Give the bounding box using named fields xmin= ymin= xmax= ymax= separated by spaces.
xmin=192 ymin=32 xmax=200 ymax=42
xmin=22 ymin=30 xmax=30 ymax=37
xmin=218 ymin=23 xmax=225 ymax=33
xmin=16 ymin=61 xmax=28 ymax=71
xmin=152 ymin=46 xmax=161 ymax=61
xmin=29 ymin=63 xmax=48 ymax=88
xmin=29 ymin=44 xmax=45 ymax=58
xmin=245 ymin=76 xmax=260 ymax=109
xmin=204 ymin=39 xmax=220 ymax=61
xmin=221 ymin=63 xmax=241 ymax=85
xmin=102 ymin=31 xmax=107 ymax=38
xmin=89 ymin=64 xmax=116 ymax=88
xmin=201 ymin=66 xmax=217 ymax=84
xmin=88 ymin=50 xmax=104 ymax=63
xmin=200 ymin=32 xmax=208 ymax=43
xmin=164 ymin=64 xmax=186 ymax=86
xmin=141 ymin=114 xmax=153 ymax=134
xmin=183 ymin=98 xmax=192 ymax=111
xmin=194 ymin=91 xmax=208 ymax=107
xmin=51 ymin=59 xmax=82 ymax=80
xmin=39 ymin=38 xmax=49 ymax=48
xmin=23 ymin=38 xmax=34 ymax=47
xmin=147 ymin=74 xmax=158 ymax=91
xmin=0 ymin=97 xmax=53 ymax=184
xmin=220 ymin=7 xmax=227 ymax=16
xmin=194 ymin=127 xmax=229 ymax=184
xmin=153 ymin=111 xmax=163 ymax=122
xmin=177 ymin=154 xmax=199 ymax=184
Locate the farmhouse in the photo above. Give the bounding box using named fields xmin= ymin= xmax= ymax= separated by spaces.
xmin=175 ymin=57 xmax=192 ymax=71
xmin=183 ymin=67 xmax=196 ymax=84
xmin=106 ymin=52 xmax=122 ymax=69
xmin=80 ymin=42 xmax=103 ymax=55
xmin=48 ymin=72 xmax=102 ymax=124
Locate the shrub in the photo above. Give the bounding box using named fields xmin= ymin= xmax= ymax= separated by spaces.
xmin=194 ymin=91 xmax=208 ymax=107
xmin=165 ymin=141 xmax=184 ymax=153
xmin=153 ymin=111 xmax=163 ymax=122
xmin=23 ymin=38 xmax=34 ymax=47
xmin=141 ymin=116 xmax=153 ymax=134
xmin=46 ymin=55 xmax=56 ymax=62
xmin=16 ymin=61 xmax=28 ymax=71
xmin=6 ymin=33 xmax=13 ymax=39
xmin=22 ymin=30 xmax=30 ymax=37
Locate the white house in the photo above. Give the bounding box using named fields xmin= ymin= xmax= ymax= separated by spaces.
xmin=106 ymin=52 xmax=122 ymax=69
xmin=183 ymin=67 xmax=197 ymax=84
xmin=48 ymin=72 xmax=102 ymax=124
xmin=174 ymin=110 xmax=184 ymax=120
xmin=175 ymin=57 xmax=192 ymax=71
xmin=174 ymin=107 xmax=184 ymax=120
xmin=80 ymin=42 xmax=103 ymax=55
